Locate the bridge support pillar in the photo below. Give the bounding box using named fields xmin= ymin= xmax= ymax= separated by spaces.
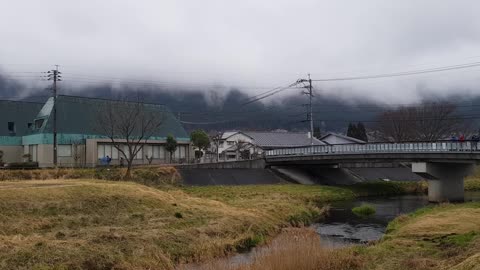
xmin=412 ymin=162 xmax=474 ymax=202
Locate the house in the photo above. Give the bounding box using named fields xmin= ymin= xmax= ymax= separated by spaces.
xmin=214 ymin=131 xmax=254 ymax=161
xmin=213 ymin=130 xmax=325 ymax=161
xmin=320 ymin=133 xmax=366 ymax=145
xmin=0 ymin=95 xmax=191 ymax=167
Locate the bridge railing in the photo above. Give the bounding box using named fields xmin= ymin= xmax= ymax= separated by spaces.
xmin=265 ymin=141 xmax=480 ymax=157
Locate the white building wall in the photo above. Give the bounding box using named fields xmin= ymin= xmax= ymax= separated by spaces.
xmin=217 ymin=133 xmax=253 ymax=154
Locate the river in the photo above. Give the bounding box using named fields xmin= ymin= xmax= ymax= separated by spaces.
xmin=314 ymin=191 xmax=480 ymax=247
xmin=182 ymin=191 xmax=480 ymax=269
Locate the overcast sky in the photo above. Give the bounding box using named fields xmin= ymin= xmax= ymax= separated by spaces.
xmin=1 ymin=1 xmax=480 ymax=103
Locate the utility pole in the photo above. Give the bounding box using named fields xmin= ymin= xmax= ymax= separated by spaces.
xmin=47 ymin=65 xmax=61 ymax=168
xmin=298 ymin=74 xmax=314 ymax=146
xmin=308 ymin=74 xmax=313 ymax=146
xmin=214 ymin=132 xmax=221 ymax=162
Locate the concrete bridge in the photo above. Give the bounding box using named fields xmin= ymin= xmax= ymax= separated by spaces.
xmin=265 ymin=141 xmax=480 ymax=202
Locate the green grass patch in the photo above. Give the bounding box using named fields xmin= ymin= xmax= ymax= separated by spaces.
xmin=352 ymin=204 xmax=376 ymax=217
xmin=441 ymin=232 xmax=478 ymax=247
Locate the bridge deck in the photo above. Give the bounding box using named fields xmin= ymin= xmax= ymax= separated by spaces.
xmin=265 ymin=142 xmax=480 ymax=164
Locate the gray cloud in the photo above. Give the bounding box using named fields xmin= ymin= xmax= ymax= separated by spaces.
xmin=1 ymin=0 xmax=480 ymax=103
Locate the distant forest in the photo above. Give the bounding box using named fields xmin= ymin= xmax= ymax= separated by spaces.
xmin=1 ymin=73 xmax=479 ymax=135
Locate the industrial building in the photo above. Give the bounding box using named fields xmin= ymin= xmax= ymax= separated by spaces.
xmin=0 ymin=95 xmax=191 ymax=167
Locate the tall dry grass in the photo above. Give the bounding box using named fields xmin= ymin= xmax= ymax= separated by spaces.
xmin=0 ymin=166 xmax=181 ymax=185
xmin=184 ymin=228 xmax=363 ymax=270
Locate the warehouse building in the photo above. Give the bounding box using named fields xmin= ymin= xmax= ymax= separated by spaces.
xmin=0 ymin=95 xmax=191 ymax=167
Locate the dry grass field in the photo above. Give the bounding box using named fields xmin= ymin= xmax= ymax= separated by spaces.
xmin=0 ymin=166 xmax=476 ymax=270
xmin=0 ymin=179 xmax=356 ymax=269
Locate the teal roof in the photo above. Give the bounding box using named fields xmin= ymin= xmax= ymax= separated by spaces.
xmin=0 ymin=100 xmax=43 ymax=136
xmin=34 ymin=95 xmax=188 ymax=139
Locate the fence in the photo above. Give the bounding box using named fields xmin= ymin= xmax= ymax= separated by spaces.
xmin=266 ymin=141 xmax=480 ymax=157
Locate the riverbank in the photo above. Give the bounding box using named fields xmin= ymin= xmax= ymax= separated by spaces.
xmin=0 ymin=179 xmax=424 ymax=269
xmin=360 ymin=201 xmax=480 ymax=269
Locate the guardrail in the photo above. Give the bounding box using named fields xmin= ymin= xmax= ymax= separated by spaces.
xmin=266 ymin=142 xmax=480 ymax=157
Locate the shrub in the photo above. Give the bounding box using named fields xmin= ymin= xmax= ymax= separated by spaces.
xmin=352 ymin=204 xmax=376 ymax=217
xmin=174 ymin=212 xmax=183 ymax=218
xmin=5 ymin=162 xmax=39 ymax=169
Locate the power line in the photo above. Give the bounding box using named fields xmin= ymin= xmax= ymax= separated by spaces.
xmin=311 ymin=61 xmax=480 ymax=82
xmin=313 ymin=114 xmax=480 ymax=123
xmin=242 ymin=82 xmax=301 ymax=105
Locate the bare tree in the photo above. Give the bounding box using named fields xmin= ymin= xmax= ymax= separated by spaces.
xmin=96 ymin=99 xmax=164 ymax=179
xmin=377 ymin=103 xmax=462 ymax=142
xmin=234 ymin=140 xmax=251 ymax=160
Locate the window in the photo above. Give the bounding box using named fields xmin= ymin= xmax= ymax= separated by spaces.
xmin=179 ymin=145 xmax=186 ymax=158
xmin=153 ymin=145 xmax=160 ymax=158
xmin=135 ymin=147 xmax=143 ymax=160
xmin=112 ymin=146 xmax=119 ymax=159
xmin=97 ymin=144 xmax=105 ymax=159
xmin=34 ymin=119 xmax=44 ymax=129
xmin=98 ymin=143 xmax=145 ymax=160
xmin=58 ymin=145 xmax=72 ymax=157
xmin=144 ymin=145 xmax=166 ymax=159
xmin=227 ymin=141 xmax=235 ymax=146
xmin=123 ymin=145 xmax=130 ymax=159
xmin=7 ymin=122 xmax=15 ymax=133
xmin=158 ymin=145 xmax=165 ymax=159
xmin=150 ymin=145 xmax=165 ymax=159
xmin=98 ymin=144 xmax=120 ymax=159
xmin=145 ymin=145 xmax=153 ymax=158
xmin=104 ymin=145 xmax=112 ymax=158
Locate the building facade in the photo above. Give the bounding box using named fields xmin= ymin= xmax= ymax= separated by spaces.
xmin=0 ymin=96 xmax=191 ymax=167
xmin=212 ymin=131 xmax=325 ymax=161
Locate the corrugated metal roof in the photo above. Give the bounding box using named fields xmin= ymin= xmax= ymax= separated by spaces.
xmin=244 ymin=131 xmax=325 ymax=148
xmin=0 ymin=100 xmax=43 ymax=136
xmin=34 ymin=95 xmax=189 ymax=139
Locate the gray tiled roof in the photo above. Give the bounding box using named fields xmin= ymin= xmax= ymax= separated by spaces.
xmin=244 ymin=131 xmax=325 ymax=148
xmin=34 ymin=95 xmax=189 ymax=139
